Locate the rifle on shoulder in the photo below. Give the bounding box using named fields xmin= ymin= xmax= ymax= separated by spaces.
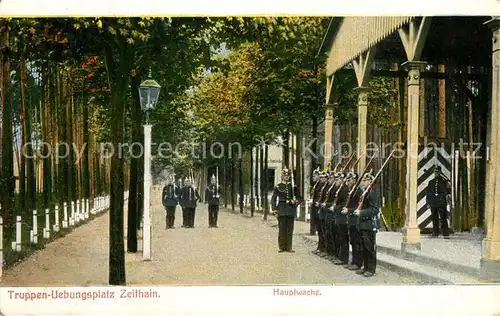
xmin=356 ymin=148 xmax=396 ymax=210
xmin=342 ymin=150 xmax=379 ymax=209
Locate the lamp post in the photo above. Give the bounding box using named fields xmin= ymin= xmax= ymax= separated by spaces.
xmin=138 ymin=69 xmax=161 ymax=261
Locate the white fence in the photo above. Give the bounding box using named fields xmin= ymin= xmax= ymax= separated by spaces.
xmin=0 ymin=191 xmax=129 ymax=280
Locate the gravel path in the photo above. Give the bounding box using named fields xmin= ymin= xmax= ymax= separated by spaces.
xmin=0 ymin=189 xmax=421 ymax=286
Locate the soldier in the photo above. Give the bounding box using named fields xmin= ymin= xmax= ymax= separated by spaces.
xmin=312 ymin=171 xmax=328 ymax=254
xmin=309 ymin=167 xmax=321 ymax=236
xmin=179 ymin=177 xmax=200 ymax=228
xmin=162 ymin=176 xmax=178 ymax=229
xmin=426 ymin=165 xmax=451 ymax=238
xmin=354 ymin=173 xmax=379 ymax=277
xmin=323 ymin=171 xmax=338 ymax=259
xmin=317 ymin=171 xmax=333 ymax=257
xmin=271 ymin=168 xmax=302 ymax=253
xmin=333 ymin=172 xmax=350 ymax=265
xmin=177 ymin=178 xmax=187 ymax=227
xmin=205 ymin=174 xmax=222 ymax=228
xmin=343 ymin=172 xmax=363 ymax=271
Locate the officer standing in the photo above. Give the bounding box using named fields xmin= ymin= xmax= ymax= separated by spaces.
xmin=205 ymin=174 xmax=222 ymax=228
xmin=343 ymin=172 xmax=363 ymax=271
xmin=162 ymin=176 xmax=178 ymax=229
xmin=354 ymin=173 xmax=379 ymax=277
xmin=309 ymin=168 xmax=321 ymax=236
xmin=426 ymin=165 xmax=451 ymax=238
xmin=333 ymin=172 xmax=350 ymax=265
xmin=179 ymin=177 xmax=200 ymax=228
xmin=312 ymin=171 xmax=328 ymax=254
xmin=271 ymin=168 xmax=301 ymax=253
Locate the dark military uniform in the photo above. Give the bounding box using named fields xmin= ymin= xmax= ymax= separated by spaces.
xmin=346 ymin=186 xmax=363 ymax=270
xmin=324 ymin=178 xmax=338 ymax=258
xmin=318 ymin=176 xmax=333 ymax=254
xmin=179 ymin=184 xmax=200 ymax=228
xmin=271 ymin=181 xmax=301 ymax=252
xmin=309 ymin=179 xmax=320 ymax=235
xmin=333 ymin=182 xmax=350 ymax=265
xmin=312 ymin=176 xmax=328 ymax=252
xmin=426 ymin=168 xmax=451 ymax=237
xmin=162 ymin=183 xmax=178 ymax=229
xmin=356 ymin=187 xmax=379 ymax=276
xmin=205 ymin=184 xmax=221 ymax=227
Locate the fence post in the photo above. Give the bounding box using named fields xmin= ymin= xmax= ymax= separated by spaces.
xmin=0 ymin=216 xmax=3 ymax=279
xmin=33 ymin=210 xmax=38 ymax=244
xmin=54 ymin=205 xmax=60 ymax=232
xmin=44 ymin=209 xmax=50 ymax=239
xmin=70 ymin=201 xmax=75 ymax=226
xmin=15 ymin=216 xmax=22 ymax=252
xmin=63 ymin=202 xmax=68 ymax=228
xmin=85 ymin=199 xmax=89 ymax=219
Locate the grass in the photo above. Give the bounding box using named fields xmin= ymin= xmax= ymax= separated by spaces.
xmin=2 ymin=198 xmax=110 ymax=271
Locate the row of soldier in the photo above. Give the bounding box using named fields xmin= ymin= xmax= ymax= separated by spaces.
xmin=270 ymin=151 xmax=392 ymax=278
xmin=162 ymin=174 xmax=222 ymax=228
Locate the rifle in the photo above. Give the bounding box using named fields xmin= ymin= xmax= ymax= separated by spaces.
xmin=341 ymin=150 xmax=379 ymax=210
xmin=321 ymin=154 xmax=351 ymax=206
xmin=332 ymin=151 xmax=345 ymax=173
xmin=332 ymin=152 xmax=359 ymax=206
xmin=356 ymin=148 xmax=397 ymax=211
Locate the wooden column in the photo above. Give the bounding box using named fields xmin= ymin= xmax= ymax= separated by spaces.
xmin=481 ymin=18 xmax=500 ymax=282
xmin=401 ymin=61 xmax=427 ymax=251
xmin=355 ymin=87 xmax=369 ymax=173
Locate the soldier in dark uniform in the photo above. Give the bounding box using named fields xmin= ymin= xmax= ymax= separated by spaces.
xmin=333 ymin=172 xmax=350 ymax=265
xmin=177 ymin=179 xmax=187 ymax=227
xmin=317 ymin=171 xmax=333 ymax=257
xmin=271 ymin=168 xmax=302 ymax=253
xmin=344 ymin=172 xmax=363 ymax=271
xmin=179 ymin=177 xmax=200 ymax=228
xmin=354 ymin=173 xmax=379 ymax=277
xmin=426 ymin=165 xmax=451 ymax=238
xmin=323 ymin=171 xmax=338 ymax=259
xmin=309 ymin=168 xmax=321 ymax=235
xmin=162 ymin=176 xmax=178 ymax=229
xmin=312 ymin=171 xmax=328 ymax=254
xmin=205 ymin=174 xmax=221 ymax=228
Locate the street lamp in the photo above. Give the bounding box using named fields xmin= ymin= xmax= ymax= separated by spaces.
xmin=138 ymin=69 xmax=161 ymax=261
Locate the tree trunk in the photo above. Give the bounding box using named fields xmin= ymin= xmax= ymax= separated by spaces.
xmin=239 ymin=157 xmax=244 ymax=213
xmin=19 ymin=57 xmax=29 ymax=211
xmin=223 ymin=157 xmax=228 ymax=208
xmin=260 ymin=141 xmax=265 ymax=209
xmin=83 ymin=92 xmax=90 ymax=213
xmin=282 ymin=129 xmax=290 ymax=169
xmin=1 ymin=24 xmax=14 ymax=227
xmin=127 ymin=75 xmax=142 ymax=253
xmin=255 ymin=145 xmax=260 ymax=211
xmin=263 ymin=143 xmax=269 ymax=220
xmin=106 ymin=46 xmax=127 ymax=286
xmin=230 ymin=159 xmax=235 ymax=212
xmin=250 ymin=147 xmax=255 ymax=216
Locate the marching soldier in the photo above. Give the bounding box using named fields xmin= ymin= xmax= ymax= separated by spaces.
xmin=205 ymin=174 xmax=222 ymax=228
xmin=179 ymin=177 xmax=200 ymax=228
xmin=354 ymin=173 xmax=380 ymax=277
xmin=426 ymin=165 xmax=451 ymax=238
xmin=343 ymin=172 xmax=364 ymax=271
xmin=271 ymin=168 xmax=302 ymax=253
xmin=162 ymin=176 xmax=178 ymax=229
xmin=312 ymin=171 xmax=328 ymax=254
xmin=333 ymin=172 xmax=350 ymax=265
xmin=309 ymin=168 xmax=321 ymax=235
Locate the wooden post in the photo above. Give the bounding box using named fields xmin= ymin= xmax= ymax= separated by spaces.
xmin=33 ymin=210 xmax=38 ymax=244
xmin=480 ymin=18 xmax=500 ymax=282
xmin=44 ymin=209 xmax=50 ymax=239
xmin=15 ymin=216 xmax=22 ymax=251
